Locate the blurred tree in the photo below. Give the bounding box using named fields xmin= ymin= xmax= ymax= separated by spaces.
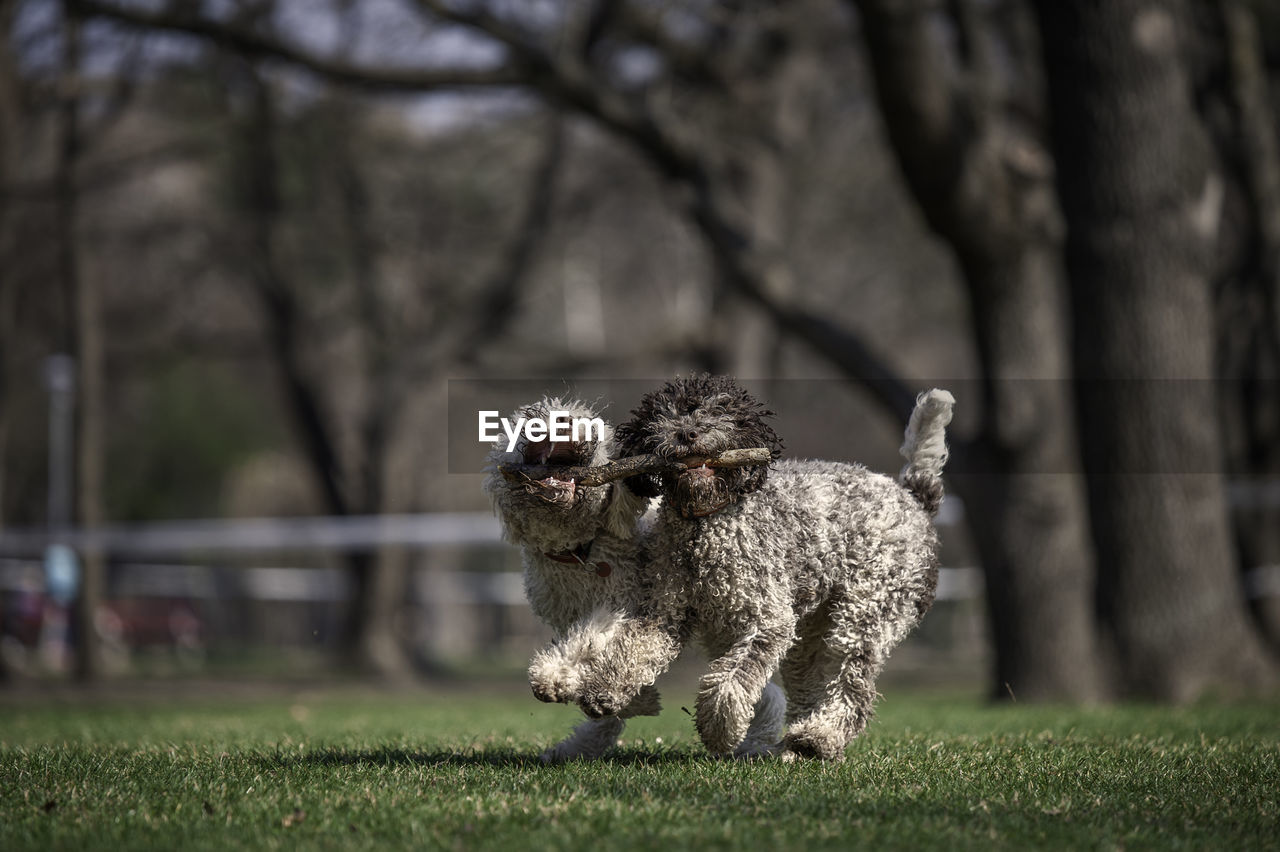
xmin=1034 ymin=0 xmax=1276 ymax=699
xmin=0 ymin=0 xmax=16 ymax=535
xmin=0 ymin=0 xmax=14 ymax=683
xmin=1195 ymin=0 xmax=1280 ymax=654
xmin=197 ymin=1 xmax=567 ymax=677
xmin=850 ymin=0 xmax=1101 ymax=701
xmin=107 ymin=362 xmax=283 ymax=520
xmin=62 ymin=0 xmax=1280 ymax=698
xmin=58 ymin=0 xmax=1122 ymax=698
xmin=53 ymin=0 xmax=107 ymax=682
xmin=361 ymin=0 xmax=1107 ymax=701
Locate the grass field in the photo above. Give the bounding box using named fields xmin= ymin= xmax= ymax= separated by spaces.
xmin=1 ymin=685 xmax=1276 ymax=850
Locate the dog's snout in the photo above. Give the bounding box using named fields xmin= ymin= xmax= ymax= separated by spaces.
xmin=679 ymin=428 xmax=699 ymax=444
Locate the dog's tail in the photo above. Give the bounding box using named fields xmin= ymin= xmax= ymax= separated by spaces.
xmin=898 ymin=389 xmax=955 ymax=516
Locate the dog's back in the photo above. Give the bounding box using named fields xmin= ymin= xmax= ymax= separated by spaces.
xmin=664 ymin=459 xmax=939 ymax=628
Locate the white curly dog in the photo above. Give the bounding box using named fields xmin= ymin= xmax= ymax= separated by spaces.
xmin=485 ymin=397 xmax=786 ymax=762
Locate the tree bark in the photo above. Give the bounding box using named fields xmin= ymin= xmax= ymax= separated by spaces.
xmin=326 ymin=93 xmax=415 ymax=680
xmin=956 ymin=251 xmax=1102 ymax=702
xmin=229 ymin=62 xmax=410 ymax=677
xmin=0 ymin=29 xmax=11 ymax=678
xmin=1207 ymin=0 xmax=1280 ymax=655
xmin=853 ymin=0 xmax=1102 ymax=700
xmin=0 ymin=280 xmax=10 ymax=532
xmin=1034 ymin=0 xmax=1276 ymax=699
xmin=0 ymin=0 xmax=16 ymax=536
xmin=54 ymin=2 xmax=104 ymax=682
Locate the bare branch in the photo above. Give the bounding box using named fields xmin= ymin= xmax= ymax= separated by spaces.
xmin=684 ymin=188 xmax=920 ymax=423
xmin=79 ymin=0 xmax=919 ymax=429
xmin=70 ymin=0 xmax=529 ymax=92
xmin=851 ymin=0 xmax=968 ymax=227
xmin=1221 ymin=1 xmax=1280 ymax=277
xmin=412 ymin=0 xmax=706 ymax=182
xmin=1 ymin=138 xmax=209 ymax=199
xmin=499 ymin=448 xmax=775 ymax=488
xmin=231 ymin=63 xmax=351 ymax=518
xmin=609 ymin=3 xmax=734 ymax=90
xmin=948 ymin=0 xmax=1001 ymax=110
xmin=448 ymin=113 xmax=567 ymax=364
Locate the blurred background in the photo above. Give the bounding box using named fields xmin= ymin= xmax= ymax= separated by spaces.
xmin=0 ymin=0 xmax=1276 ymax=704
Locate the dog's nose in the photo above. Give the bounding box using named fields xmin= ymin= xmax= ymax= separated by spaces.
xmin=678 ymin=428 xmax=699 ymax=444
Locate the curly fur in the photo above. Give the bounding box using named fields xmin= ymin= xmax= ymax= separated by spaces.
xmin=615 ymin=373 xmax=783 ymax=506
xmin=485 ymin=396 xmax=785 ymax=761
xmin=530 ymin=377 xmax=954 ymax=760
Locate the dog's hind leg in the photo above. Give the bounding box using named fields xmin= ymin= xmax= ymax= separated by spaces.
xmin=781 ymin=590 xmax=924 ymax=761
xmin=780 ymin=648 xmax=878 ymax=761
xmin=695 ymin=618 xmax=795 ymax=755
xmin=732 ymin=681 xmax=787 ymax=758
xmin=540 ymin=714 xmax=626 ymax=764
xmin=778 ymin=601 xmax=837 ymax=727
xmin=538 ymin=684 xmax=663 ymax=764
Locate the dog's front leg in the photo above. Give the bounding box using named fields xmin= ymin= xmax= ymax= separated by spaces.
xmin=574 ymin=615 xmax=685 ymax=719
xmin=528 ymin=606 xmax=629 ymax=705
xmin=696 ymin=620 xmax=795 ymax=755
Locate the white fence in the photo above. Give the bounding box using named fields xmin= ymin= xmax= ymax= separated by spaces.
xmin=0 ymin=504 xmax=983 ymax=606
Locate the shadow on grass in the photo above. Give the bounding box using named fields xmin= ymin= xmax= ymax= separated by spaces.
xmin=259 ymin=745 xmax=706 ymax=770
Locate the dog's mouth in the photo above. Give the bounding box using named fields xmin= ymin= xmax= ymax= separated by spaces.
xmin=519 ymin=440 xmax=586 ymax=505
xmin=676 ymin=454 xmax=711 ymax=468
xmin=674 ymin=463 xmax=731 ymax=518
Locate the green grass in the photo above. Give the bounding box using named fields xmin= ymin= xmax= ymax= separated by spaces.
xmin=1 ymin=687 xmax=1277 ymax=850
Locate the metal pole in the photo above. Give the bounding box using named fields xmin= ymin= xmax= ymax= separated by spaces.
xmin=45 ymin=354 xmax=76 ymax=536
xmin=42 ymin=355 xmax=79 ymax=673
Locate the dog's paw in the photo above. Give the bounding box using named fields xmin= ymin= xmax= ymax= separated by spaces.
xmin=530 ymin=681 xmax=565 ymax=704
xmin=732 ymin=739 xmax=784 ymax=760
xmin=540 ymin=742 xmax=591 ymax=764
xmin=576 ymin=689 xmax=629 ymax=719
xmin=780 ymin=729 xmax=848 ymax=762
xmin=695 ymin=681 xmax=755 ymax=756
xmin=528 ymin=656 xmax=581 ymax=705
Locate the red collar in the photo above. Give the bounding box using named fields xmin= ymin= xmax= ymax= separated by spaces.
xmin=544 ymin=540 xmax=613 ymax=577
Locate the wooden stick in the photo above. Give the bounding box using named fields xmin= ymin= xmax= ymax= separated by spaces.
xmin=498 ymin=447 xmax=774 ymax=487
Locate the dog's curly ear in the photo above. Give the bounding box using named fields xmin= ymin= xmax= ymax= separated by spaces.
xmin=613 ymin=417 xmax=662 ymax=498
xmin=727 ymin=394 xmax=784 ymax=496
xmin=735 ymin=429 xmax=779 ymax=495
xmin=613 ymin=418 xmax=645 ymax=457
xmin=744 ymin=413 xmax=784 ymax=461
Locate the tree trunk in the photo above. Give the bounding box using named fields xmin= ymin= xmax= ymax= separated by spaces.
xmin=1034 ymin=0 xmax=1276 ymax=699
xmin=956 ymin=250 xmax=1102 ymax=702
xmin=73 ymin=245 xmax=106 ymax=684
xmin=853 ymin=0 xmax=1102 ymax=700
xmin=0 ymin=121 xmax=10 ymax=680
xmin=1206 ymin=0 xmax=1280 ymax=655
xmin=332 ymin=101 xmax=413 ymax=680
xmin=0 ymin=281 xmax=9 ymax=531
xmin=55 ymin=2 xmax=103 ymax=682
xmin=229 ymin=59 xmax=417 ymax=679
xmin=0 ymin=0 xmax=15 ymax=537
xmin=341 ymin=548 xmax=412 ymax=679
